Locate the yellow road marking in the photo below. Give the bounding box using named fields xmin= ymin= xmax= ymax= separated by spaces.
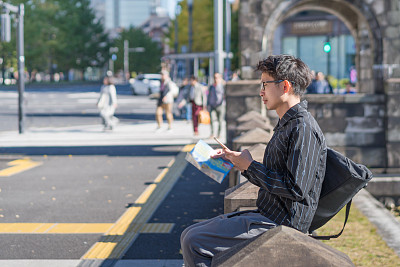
xmin=182 ymin=144 xmax=195 ymax=152
xmin=0 ymin=222 xmax=174 ymax=234
xmin=0 ymin=158 xmax=42 ymax=177
xmin=81 ymin=146 xmax=190 ymax=260
xmin=135 ymin=184 xmax=157 ymax=204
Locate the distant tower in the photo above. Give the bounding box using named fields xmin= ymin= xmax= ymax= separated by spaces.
xmin=151 ymin=0 xmax=161 ymax=15
xmin=114 ymin=0 xmax=119 ymax=29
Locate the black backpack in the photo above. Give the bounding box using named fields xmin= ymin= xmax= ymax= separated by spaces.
xmin=309 ymin=148 xmax=373 ymax=240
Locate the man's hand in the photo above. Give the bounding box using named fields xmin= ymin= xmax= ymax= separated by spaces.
xmin=212 ymin=148 xmax=253 ymax=172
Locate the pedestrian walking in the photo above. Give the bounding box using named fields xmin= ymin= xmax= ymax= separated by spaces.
xmin=176 ymin=77 xmax=192 ymax=121
xmin=180 ymin=55 xmax=327 ymax=266
xmin=207 ymin=72 xmax=225 ymax=139
xmin=189 ymin=76 xmax=207 ymax=136
xmin=97 ymin=76 xmax=118 ymax=131
xmin=156 ymin=70 xmax=177 ymax=132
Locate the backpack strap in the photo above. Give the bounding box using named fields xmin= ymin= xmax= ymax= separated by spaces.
xmin=310 ymin=200 xmax=352 ymax=240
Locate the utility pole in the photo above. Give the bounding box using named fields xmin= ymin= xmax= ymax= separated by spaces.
xmin=214 ymin=0 xmax=224 ymax=74
xmin=1 ymin=1 xmax=25 ymax=134
xmin=187 ymin=0 xmax=193 ymax=76
xmin=123 ymin=40 xmax=145 ymax=82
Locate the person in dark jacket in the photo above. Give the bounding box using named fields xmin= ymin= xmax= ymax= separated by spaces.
xmin=180 ymin=55 xmax=327 ymax=267
xmin=207 ymin=72 xmax=225 ymax=138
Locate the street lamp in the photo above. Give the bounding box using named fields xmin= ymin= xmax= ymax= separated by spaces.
xmin=225 ymin=0 xmax=235 ymax=79
xmin=188 ymin=0 xmax=193 ymax=54
xmin=174 ymin=3 xmax=182 ymax=53
xmin=1 ymin=1 xmax=25 ymax=134
xmin=187 ymin=0 xmax=193 ymax=76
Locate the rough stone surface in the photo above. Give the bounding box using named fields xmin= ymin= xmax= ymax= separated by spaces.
xmin=232 ymin=128 xmax=272 ymax=151
xmin=224 ymin=181 xmax=258 ymax=213
xmin=235 ymin=118 xmax=273 ymax=135
xmin=211 ymin=226 xmax=355 ymax=267
xmin=237 ymin=110 xmax=269 ymax=124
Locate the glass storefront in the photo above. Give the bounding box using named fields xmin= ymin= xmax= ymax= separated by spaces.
xmin=275 ymin=11 xmax=356 ymax=81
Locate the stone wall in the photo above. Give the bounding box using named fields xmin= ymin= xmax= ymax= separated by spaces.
xmin=386 ymin=79 xmax=400 ymax=169
xmin=226 ymin=80 xmax=392 ymax=170
xmin=238 ymin=0 xmax=400 ymax=94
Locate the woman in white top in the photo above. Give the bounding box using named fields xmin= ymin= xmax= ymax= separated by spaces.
xmin=97 ymin=76 xmax=118 ymax=130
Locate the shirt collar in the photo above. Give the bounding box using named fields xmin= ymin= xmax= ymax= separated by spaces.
xmin=274 ymin=100 xmax=308 ymax=131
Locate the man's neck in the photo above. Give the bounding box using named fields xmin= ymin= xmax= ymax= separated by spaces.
xmin=276 ymin=98 xmax=301 ymax=119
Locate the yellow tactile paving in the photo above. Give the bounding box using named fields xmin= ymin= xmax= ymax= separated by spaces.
xmin=48 ymin=223 xmax=114 ymax=234
xmin=0 ymin=158 xmax=42 ymax=177
xmin=135 ymin=184 xmax=157 ymax=204
xmin=140 ymin=223 xmax=174 ymax=233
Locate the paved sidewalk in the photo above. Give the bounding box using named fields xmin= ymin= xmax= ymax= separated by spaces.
xmin=0 ymin=121 xmax=224 ymax=267
xmin=0 ymin=120 xmax=225 ymax=147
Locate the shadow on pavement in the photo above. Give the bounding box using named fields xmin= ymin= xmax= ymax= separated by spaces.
xmin=122 ymin=163 xmax=228 ymax=260
xmin=0 ymin=145 xmax=184 ymax=157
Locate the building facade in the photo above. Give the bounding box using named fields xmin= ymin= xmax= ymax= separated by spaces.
xmin=91 ymin=0 xmax=167 ymax=31
xmin=234 ymin=0 xmax=400 ymax=171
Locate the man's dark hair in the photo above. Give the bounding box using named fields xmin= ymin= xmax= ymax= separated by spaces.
xmin=256 ymin=55 xmax=312 ymax=97
xmin=190 ymin=75 xmax=197 ymax=81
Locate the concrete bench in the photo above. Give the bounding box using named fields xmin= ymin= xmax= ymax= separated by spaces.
xmin=211 ymin=225 xmax=355 ymax=267
xmin=224 ymin=143 xmax=266 ymax=213
xmin=227 ymin=129 xmax=271 ymax=187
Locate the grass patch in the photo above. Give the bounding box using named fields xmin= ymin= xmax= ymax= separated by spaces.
xmin=316 ymin=205 xmax=399 ymax=266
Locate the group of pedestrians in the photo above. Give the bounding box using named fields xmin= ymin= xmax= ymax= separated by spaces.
xmin=158 ymin=71 xmax=226 ymax=137
xmin=96 ymin=70 xmax=227 ymax=137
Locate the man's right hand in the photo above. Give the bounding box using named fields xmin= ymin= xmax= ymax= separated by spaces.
xmin=212 ymin=148 xmax=253 ymax=172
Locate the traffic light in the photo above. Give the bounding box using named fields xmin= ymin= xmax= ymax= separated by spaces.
xmin=323 ymin=42 xmax=331 ymax=53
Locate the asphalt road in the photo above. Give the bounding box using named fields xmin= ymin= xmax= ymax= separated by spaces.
xmin=0 ymin=83 xmax=227 ymax=266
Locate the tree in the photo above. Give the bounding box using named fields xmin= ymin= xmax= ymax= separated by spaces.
xmin=112 ymin=27 xmax=162 ymax=74
xmin=2 ymin=0 xmax=109 ymax=80
xmin=168 ymin=0 xmax=214 ymax=53
xmin=54 ymin=0 xmax=109 ymax=76
xmin=23 ymin=0 xmax=60 ymax=75
xmin=167 ymin=0 xmax=240 ymax=72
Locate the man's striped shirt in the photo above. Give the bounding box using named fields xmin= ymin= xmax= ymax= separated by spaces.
xmin=242 ymin=100 xmax=327 ymax=233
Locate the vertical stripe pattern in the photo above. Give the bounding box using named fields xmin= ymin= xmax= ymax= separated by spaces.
xmin=242 ymin=100 xmax=327 ymax=233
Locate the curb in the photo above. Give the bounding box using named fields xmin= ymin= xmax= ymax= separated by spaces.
xmin=353 ymin=189 xmax=400 ymax=257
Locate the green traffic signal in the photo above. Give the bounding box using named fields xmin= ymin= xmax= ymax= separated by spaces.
xmin=323 ymin=42 xmax=331 ymax=53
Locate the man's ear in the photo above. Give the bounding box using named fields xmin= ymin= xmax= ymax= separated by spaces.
xmin=283 ymin=80 xmax=292 ymax=93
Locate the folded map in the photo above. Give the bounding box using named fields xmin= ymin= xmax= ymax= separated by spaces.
xmin=185 ymin=140 xmax=233 ymax=183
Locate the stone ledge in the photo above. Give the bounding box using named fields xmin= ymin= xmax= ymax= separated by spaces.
xmin=211 ymin=225 xmax=355 ymax=267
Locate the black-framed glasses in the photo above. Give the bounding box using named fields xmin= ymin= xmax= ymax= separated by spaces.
xmin=261 ymin=80 xmax=295 ymax=90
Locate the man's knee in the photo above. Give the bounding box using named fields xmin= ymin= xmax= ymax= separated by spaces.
xmin=181 ymin=226 xmax=202 ymax=253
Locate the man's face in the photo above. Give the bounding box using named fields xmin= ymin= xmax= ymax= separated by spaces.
xmin=259 ymin=72 xmax=285 ymax=111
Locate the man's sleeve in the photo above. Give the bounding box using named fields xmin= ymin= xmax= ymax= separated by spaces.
xmin=243 ymin=124 xmax=322 ymax=201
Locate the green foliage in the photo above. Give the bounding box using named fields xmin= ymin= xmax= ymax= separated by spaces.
xmin=55 ymin=0 xmax=109 ymax=72
xmin=327 ymin=75 xmax=338 ymax=89
xmin=339 ymin=78 xmax=350 ymax=89
xmin=2 ymin=0 xmax=109 ymax=78
xmin=167 ymin=0 xmax=239 ymax=72
xmin=168 ymin=0 xmax=213 ymax=53
xmin=112 ymin=27 xmax=162 ymax=74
